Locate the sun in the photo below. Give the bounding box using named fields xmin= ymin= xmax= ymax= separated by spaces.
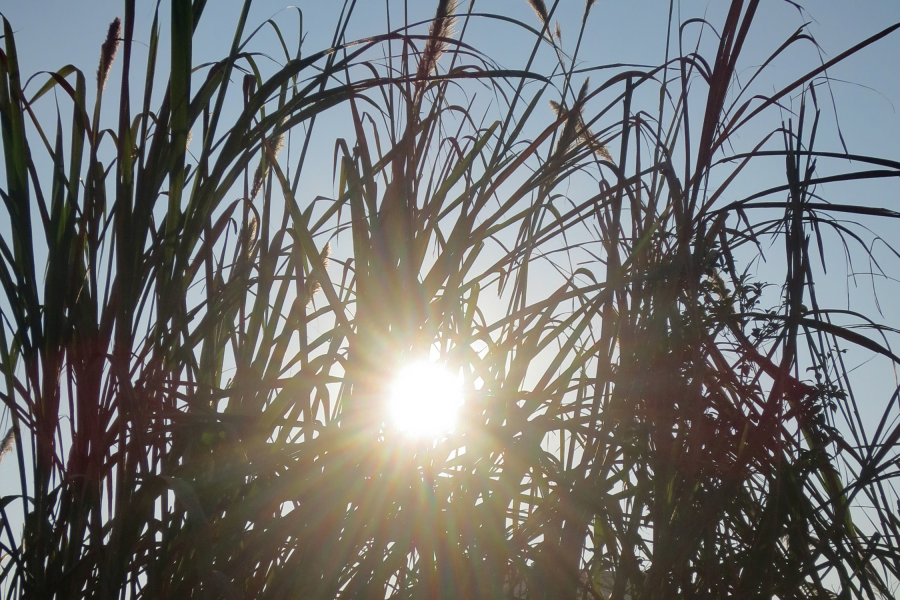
xmin=388 ymin=361 xmax=464 ymax=437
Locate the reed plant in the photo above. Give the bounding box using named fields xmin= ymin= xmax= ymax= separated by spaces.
xmin=1 ymin=0 xmax=899 ymax=598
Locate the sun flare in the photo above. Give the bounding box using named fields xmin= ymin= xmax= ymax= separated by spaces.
xmin=388 ymin=362 xmax=464 ymax=437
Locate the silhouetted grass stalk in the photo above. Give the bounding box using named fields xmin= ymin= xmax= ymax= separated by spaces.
xmin=0 ymin=0 xmax=899 ymax=598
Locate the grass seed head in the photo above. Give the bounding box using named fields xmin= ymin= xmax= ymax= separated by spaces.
xmin=0 ymin=427 xmax=15 ymax=465
xmin=250 ymin=128 xmax=286 ymax=200
xmin=271 ymin=131 xmax=285 ymax=156
xmin=550 ymin=80 xmax=612 ymax=162
xmin=416 ymin=0 xmax=459 ymax=91
xmin=250 ymin=165 xmax=267 ymax=200
xmin=322 ymin=241 xmax=332 ymax=269
xmin=97 ymin=17 xmax=122 ymax=92
xmin=245 ymin=214 xmax=259 ymax=260
xmin=527 ymin=0 xmax=550 ymax=28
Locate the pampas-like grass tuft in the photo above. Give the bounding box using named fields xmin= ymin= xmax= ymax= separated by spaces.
xmin=526 ymin=0 xmax=550 ymax=27
xmin=416 ymin=0 xmax=459 ymax=93
xmin=0 ymin=427 xmax=15 ymax=465
xmin=550 ymin=80 xmax=613 ymax=163
xmin=250 ymin=127 xmax=286 ymax=200
xmin=97 ymin=17 xmax=121 ymax=91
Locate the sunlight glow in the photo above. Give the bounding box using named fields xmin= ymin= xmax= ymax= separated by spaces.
xmin=388 ymin=362 xmax=464 ymax=437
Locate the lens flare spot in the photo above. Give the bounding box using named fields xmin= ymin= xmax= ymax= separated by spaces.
xmin=388 ymin=362 xmax=463 ymax=437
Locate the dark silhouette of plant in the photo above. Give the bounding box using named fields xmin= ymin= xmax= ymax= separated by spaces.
xmin=1 ymin=0 xmax=899 ymax=598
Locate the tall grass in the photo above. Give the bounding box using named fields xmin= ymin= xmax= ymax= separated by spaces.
xmin=1 ymin=0 xmax=900 ymax=598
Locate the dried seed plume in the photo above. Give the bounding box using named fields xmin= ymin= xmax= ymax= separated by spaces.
xmin=550 ymin=79 xmax=613 ymax=162
xmin=322 ymin=241 xmax=331 ymax=270
xmin=527 ymin=0 xmax=550 ymax=28
xmin=270 ymin=130 xmax=285 ymax=157
xmin=250 ymin=126 xmax=287 ymax=200
xmin=250 ymin=167 xmax=266 ymax=201
xmin=97 ymin=17 xmax=122 ymax=92
xmin=416 ymin=0 xmax=459 ymax=92
xmin=0 ymin=427 xmax=16 ymax=465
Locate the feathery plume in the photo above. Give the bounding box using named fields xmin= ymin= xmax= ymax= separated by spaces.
xmin=554 ymin=21 xmax=562 ymax=43
xmin=586 ymin=133 xmax=614 ymax=163
xmin=270 ymin=130 xmax=285 ymax=156
xmin=0 ymin=427 xmax=16 ymax=465
xmin=416 ymin=0 xmax=459 ymax=92
xmin=251 ymin=169 xmax=266 ymax=200
xmin=550 ymin=79 xmax=613 ymax=162
xmin=577 ymin=77 xmax=590 ymax=98
xmin=552 ymin=79 xmax=588 ymax=154
xmin=550 ymin=99 xmax=577 ymax=156
xmin=250 ymin=165 xmax=267 ymax=201
xmin=322 ymin=241 xmax=332 ymax=270
xmin=97 ymin=17 xmax=122 ymax=92
xmin=526 ymin=0 xmax=550 ymax=28
xmin=250 ymin=125 xmax=287 ymax=200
